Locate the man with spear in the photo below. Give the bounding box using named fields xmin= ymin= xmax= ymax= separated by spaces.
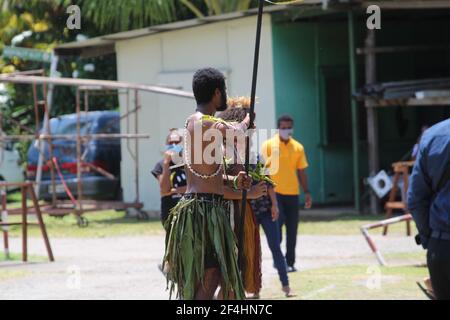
xmin=163 ymin=0 xmax=265 ymax=300
xmin=163 ymin=67 xmax=252 ymax=300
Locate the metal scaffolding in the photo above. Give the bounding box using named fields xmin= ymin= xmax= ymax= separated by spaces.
xmin=0 ymin=73 xmax=194 ymax=226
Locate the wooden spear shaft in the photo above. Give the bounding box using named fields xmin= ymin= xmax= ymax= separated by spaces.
xmin=238 ymin=0 xmax=264 ymax=271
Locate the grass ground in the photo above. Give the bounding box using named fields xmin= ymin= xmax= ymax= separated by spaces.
xmin=0 ymin=252 xmax=47 ymax=263
xmin=4 ymin=190 xmax=412 ymax=238
xmin=2 ymin=193 xmax=427 ymax=300
xmin=299 ymin=213 xmax=411 ymax=236
xmin=6 ymin=210 xmax=164 ymax=238
xmin=0 ymin=270 xmax=28 ymax=282
xmin=265 ymin=261 xmax=428 ymax=300
xmin=5 ymin=209 xmax=412 ymax=238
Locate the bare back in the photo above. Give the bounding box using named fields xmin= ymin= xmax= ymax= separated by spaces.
xmin=184 ymin=112 xmax=225 ymax=195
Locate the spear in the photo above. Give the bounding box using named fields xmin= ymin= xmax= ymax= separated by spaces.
xmin=238 ymin=0 xmax=264 ymax=271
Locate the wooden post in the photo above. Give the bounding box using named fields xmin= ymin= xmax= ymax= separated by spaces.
xmin=28 ymin=184 xmax=54 ymax=261
xmin=1 ymin=187 xmax=9 ymax=259
xmin=402 ymin=166 xmax=412 ymax=236
xmin=21 ymin=186 xmax=28 ymax=262
xmin=383 ymin=161 xmax=413 ymax=235
xmin=365 ymin=29 xmax=380 ymax=215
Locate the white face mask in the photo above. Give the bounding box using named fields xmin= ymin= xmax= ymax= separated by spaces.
xmin=279 ymin=129 xmax=293 ymax=140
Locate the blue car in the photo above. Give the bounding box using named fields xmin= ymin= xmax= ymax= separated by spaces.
xmin=27 ymin=111 xmax=121 ymax=201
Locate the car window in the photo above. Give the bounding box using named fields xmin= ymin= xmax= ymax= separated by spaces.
xmin=98 ymin=117 xmax=120 ymax=134
xmin=53 ymin=119 xmax=93 ymax=135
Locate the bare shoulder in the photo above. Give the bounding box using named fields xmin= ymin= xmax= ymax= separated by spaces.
xmin=185 ymin=113 xmax=201 ymax=130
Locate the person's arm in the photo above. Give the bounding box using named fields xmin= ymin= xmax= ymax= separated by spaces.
xmin=171 ymin=186 xmax=187 ymax=195
xmin=296 ymin=145 xmax=312 ymax=209
xmin=223 ymin=173 xmax=252 ymax=190
xmin=297 ymin=169 xmax=312 ymax=208
xmin=268 ymin=186 xmax=279 ymax=221
xmin=223 ymin=182 xmax=267 ymax=200
xmin=407 ymin=146 xmax=432 ymax=249
xmin=158 ymin=152 xmax=172 ymax=196
xmin=202 ymin=112 xmax=251 ymax=137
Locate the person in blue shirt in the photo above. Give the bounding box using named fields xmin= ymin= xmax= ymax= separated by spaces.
xmin=407 ymin=118 xmax=450 ymax=300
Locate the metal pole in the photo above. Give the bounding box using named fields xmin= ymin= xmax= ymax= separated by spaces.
xmin=84 ymin=90 xmax=89 ymax=113
xmin=32 ymin=84 xmax=39 ymax=132
xmin=34 ymin=54 xmax=59 ymax=197
xmin=365 ymin=29 xmax=380 ymax=215
xmin=76 ymin=89 xmax=83 ymax=215
xmin=28 ymin=185 xmax=54 ymax=261
xmin=126 ymin=90 xmax=133 ymax=158
xmin=134 ymin=90 xmax=140 ymax=203
xmin=42 ymin=84 xmax=57 ymax=207
xmin=238 ymin=0 xmax=264 ymax=270
xmin=348 ymin=11 xmax=361 ymax=213
xmin=0 ymin=112 xmax=3 ymax=165
xmin=21 ymin=186 xmax=28 ymax=262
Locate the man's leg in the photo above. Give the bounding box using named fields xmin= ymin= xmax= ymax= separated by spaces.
xmin=284 ymin=195 xmax=299 ymax=268
xmin=259 ymin=213 xmax=289 ymax=287
xmin=195 ymin=268 xmax=221 ymax=300
xmin=427 ymin=238 xmax=450 ymax=300
xmin=276 ymin=193 xmax=286 ymax=245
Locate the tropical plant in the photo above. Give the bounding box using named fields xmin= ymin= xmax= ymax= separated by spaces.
xmin=181 ymin=0 xmax=256 ymax=18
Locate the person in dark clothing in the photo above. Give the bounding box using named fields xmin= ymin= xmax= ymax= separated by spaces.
xmin=250 ymin=184 xmax=293 ymax=297
xmin=151 ymin=129 xmax=187 ymax=225
xmin=407 ymin=118 xmax=450 ymax=300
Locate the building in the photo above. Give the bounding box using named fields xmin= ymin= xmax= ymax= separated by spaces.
xmin=56 ymin=1 xmax=450 ymax=214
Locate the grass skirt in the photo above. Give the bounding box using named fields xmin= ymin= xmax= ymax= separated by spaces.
xmin=163 ymin=195 xmax=245 ymax=300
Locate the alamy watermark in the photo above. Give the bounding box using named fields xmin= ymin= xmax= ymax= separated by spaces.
xmin=169 ymin=126 xmax=281 ymax=174
xmin=66 ymin=5 xmax=81 ymax=30
xmin=366 ymin=5 xmax=381 ymax=30
xmin=66 ymin=265 xmax=81 ymax=290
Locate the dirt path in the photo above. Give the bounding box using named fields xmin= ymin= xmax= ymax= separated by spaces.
xmin=0 ymin=234 xmax=422 ymax=300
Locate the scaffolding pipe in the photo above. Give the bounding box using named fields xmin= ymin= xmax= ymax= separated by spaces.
xmin=134 ymin=90 xmax=140 ymax=204
xmin=76 ymin=89 xmax=83 ymax=215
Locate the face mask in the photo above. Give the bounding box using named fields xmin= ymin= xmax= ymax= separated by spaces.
xmin=165 ymin=144 xmax=183 ymax=154
xmin=279 ymin=129 xmax=293 ymax=140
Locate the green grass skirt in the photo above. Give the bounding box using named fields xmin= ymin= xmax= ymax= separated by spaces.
xmin=163 ymin=196 xmax=245 ymax=300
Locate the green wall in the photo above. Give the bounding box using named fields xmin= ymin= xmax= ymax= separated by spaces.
xmin=271 ymin=13 xmax=450 ymax=206
xmin=271 ymin=19 xmax=355 ymax=204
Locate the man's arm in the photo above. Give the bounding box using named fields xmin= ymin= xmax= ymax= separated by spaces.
xmin=171 ymin=186 xmax=187 ymax=195
xmin=268 ymin=186 xmax=279 ymax=221
xmin=202 ymin=112 xmax=250 ymax=136
xmin=407 ymin=147 xmax=433 ymax=249
xmin=297 ymin=169 xmax=312 ymax=209
xmin=158 ymin=153 xmax=173 ymax=196
xmin=223 ymin=182 xmax=267 ymax=200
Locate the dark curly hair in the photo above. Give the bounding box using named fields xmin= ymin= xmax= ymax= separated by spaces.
xmin=218 ymin=107 xmax=248 ymax=122
xmin=277 ymin=114 xmax=294 ymax=128
xmin=192 ymin=68 xmax=226 ymax=105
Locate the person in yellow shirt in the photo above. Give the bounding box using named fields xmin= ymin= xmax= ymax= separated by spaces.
xmin=261 ymin=115 xmax=312 ymax=272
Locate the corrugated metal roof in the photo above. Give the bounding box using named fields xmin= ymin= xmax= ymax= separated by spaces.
xmin=0 ymin=74 xmax=195 ymax=98
xmin=54 ymin=2 xmax=322 ymax=57
xmin=56 ymin=0 xmax=449 ymax=57
xmin=56 ymin=36 xmax=113 ymax=49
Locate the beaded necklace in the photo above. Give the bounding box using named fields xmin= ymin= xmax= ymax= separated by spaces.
xmin=183 ymin=116 xmax=223 ymax=179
